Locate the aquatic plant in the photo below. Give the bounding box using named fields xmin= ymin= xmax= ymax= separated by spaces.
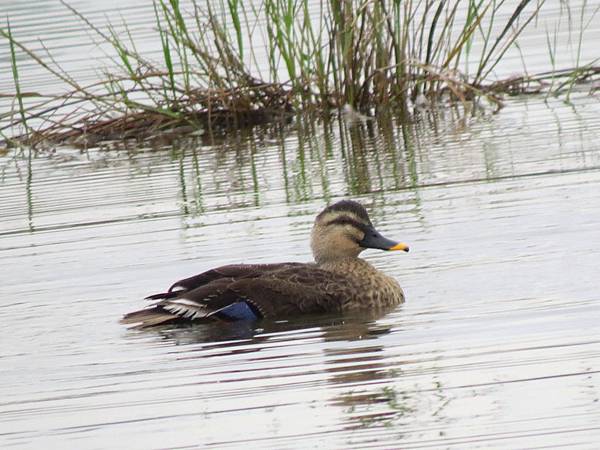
xmin=1 ymin=0 xmax=598 ymax=148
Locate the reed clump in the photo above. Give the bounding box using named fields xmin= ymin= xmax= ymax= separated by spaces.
xmin=1 ymin=0 xmax=598 ymax=148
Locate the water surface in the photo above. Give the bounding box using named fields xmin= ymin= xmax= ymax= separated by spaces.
xmin=2 ymin=1 xmax=600 ymax=449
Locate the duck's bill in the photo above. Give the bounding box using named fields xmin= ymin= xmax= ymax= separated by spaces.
xmin=359 ymin=227 xmax=410 ymax=252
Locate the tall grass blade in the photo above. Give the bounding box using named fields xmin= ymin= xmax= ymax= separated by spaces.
xmin=6 ymin=17 xmax=29 ymax=140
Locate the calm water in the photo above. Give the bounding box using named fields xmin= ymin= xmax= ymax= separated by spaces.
xmin=2 ymin=1 xmax=600 ymax=449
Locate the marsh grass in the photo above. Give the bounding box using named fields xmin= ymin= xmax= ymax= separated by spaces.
xmin=1 ymin=0 xmax=599 ymax=148
xmin=5 ymin=19 xmax=29 ymax=144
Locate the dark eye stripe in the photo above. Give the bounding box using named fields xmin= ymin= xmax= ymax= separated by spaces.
xmin=325 ymin=217 xmax=369 ymax=233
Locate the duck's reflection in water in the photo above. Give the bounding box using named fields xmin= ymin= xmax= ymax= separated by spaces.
xmin=147 ymin=307 xmax=394 ymax=350
xmin=128 ymin=306 xmax=448 ymax=430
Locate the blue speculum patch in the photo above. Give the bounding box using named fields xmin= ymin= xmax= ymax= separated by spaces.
xmin=215 ymin=302 xmax=259 ymax=321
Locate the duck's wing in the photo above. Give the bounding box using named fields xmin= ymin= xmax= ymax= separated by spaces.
xmin=228 ymin=266 xmax=352 ymax=317
xmin=144 ymin=263 xmax=307 ymax=300
xmin=121 ymin=263 xmax=310 ymax=327
xmin=121 ymin=264 xmax=350 ymax=327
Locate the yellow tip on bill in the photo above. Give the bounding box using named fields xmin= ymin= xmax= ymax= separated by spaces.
xmin=389 ymin=242 xmax=410 ymax=252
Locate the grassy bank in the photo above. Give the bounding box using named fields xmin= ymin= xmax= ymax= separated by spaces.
xmin=1 ymin=0 xmax=599 ymax=148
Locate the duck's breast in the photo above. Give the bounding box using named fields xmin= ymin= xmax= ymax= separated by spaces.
xmin=322 ymin=259 xmax=404 ymax=310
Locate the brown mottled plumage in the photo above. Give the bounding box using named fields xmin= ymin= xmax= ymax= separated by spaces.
xmin=121 ymin=200 xmax=409 ymax=328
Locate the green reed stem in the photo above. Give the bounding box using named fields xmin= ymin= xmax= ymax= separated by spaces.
xmin=6 ymin=18 xmax=29 ymax=140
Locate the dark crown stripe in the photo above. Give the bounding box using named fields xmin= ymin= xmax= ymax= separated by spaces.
xmin=317 ymin=200 xmax=372 ymax=224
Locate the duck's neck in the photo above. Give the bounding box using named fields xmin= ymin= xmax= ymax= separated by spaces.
xmin=316 ymin=256 xmax=372 ymax=272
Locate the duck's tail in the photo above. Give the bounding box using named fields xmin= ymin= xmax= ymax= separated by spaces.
xmin=120 ymin=306 xmax=178 ymax=328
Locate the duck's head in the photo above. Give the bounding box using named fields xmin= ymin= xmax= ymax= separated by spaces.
xmin=311 ymin=200 xmax=409 ymax=263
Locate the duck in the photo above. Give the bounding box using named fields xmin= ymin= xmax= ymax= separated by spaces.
xmin=121 ymin=200 xmax=409 ymax=328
